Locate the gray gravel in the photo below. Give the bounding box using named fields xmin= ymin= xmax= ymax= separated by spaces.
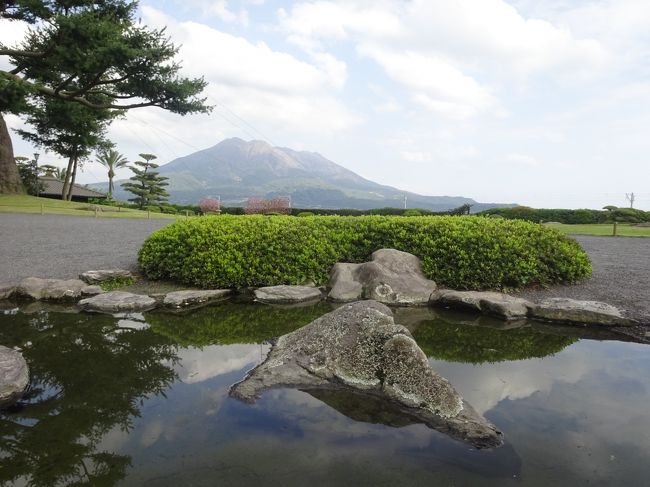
xmin=1 ymin=215 xmax=648 ymax=322
xmin=0 ymin=213 xmax=171 ymax=283
xmin=514 ymin=235 xmax=650 ymax=323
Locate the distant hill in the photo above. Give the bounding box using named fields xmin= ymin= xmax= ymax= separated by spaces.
xmin=101 ymin=138 xmax=514 ymax=211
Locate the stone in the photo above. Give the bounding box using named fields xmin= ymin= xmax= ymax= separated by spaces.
xmin=530 ymin=298 xmax=636 ymax=327
xmin=0 ymin=346 xmax=29 ymax=407
xmin=14 ymin=277 xmax=93 ymax=301
xmin=327 ymin=249 xmax=437 ymax=306
xmin=78 ymin=291 xmax=157 ymax=313
xmin=163 ymin=289 xmax=231 ymax=309
xmin=254 ymin=285 xmax=323 ymax=304
xmin=79 ymin=269 xmax=135 ymax=285
xmin=81 ymin=285 xmax=104 ymax=296
xmin=230 ymin=300 xmax=502 ymax=449
xmin=0 ymin=284 xmax=15 ymax=300
xmin=430 ymin=289 xmax=532 ymax=320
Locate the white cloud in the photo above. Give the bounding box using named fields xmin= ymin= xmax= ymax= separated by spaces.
xmin=505 ymin=152 xmax=540 ymax=167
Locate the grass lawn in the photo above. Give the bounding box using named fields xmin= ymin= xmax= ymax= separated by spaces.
xmin=0 ymin=194 xmax=182 ymax=220
xmin=545 ymin=222 xmax=650 ymax=237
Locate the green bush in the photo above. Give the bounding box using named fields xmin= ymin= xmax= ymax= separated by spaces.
xmin=138 ymin=215 xmax=592 ymax=290
xmin=296 ymin=211 xmax=315 ymax=217
xmin=403 ymin=209 xmax=422 ymax=217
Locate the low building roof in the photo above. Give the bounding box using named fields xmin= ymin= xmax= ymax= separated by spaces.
xmin=39 ymin=176 xmax=106 ymax=198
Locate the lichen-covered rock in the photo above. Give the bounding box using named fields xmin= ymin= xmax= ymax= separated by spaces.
xmin=327 ymin=249 xmax=436 ymax=306
xmin=254 ymin=285 xmax=323 ymax=304
xmin=163 ymin=289 xmax=231 ymax=309
xmin=78 ymin=291 xmax=157 ymax=313
xmin=0 ymin=346 xmax=29 ymax=407
xmin=230 ymin=300 xmax=502 ymax=448
xmin=530 ymin=298 xmax=636 ymax=326
xmin=79 ymin=269 xmax=135 ymax=285
xmin=430 ymin=290 xmax=531 ymax=320
xmin=14 ymin=277 xmax=98 ymax=301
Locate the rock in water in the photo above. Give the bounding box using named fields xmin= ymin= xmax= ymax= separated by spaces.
xmin=430 ymin=290 xmax=531 ymax=320
xmin=230 ymin=300 xmax=502 ymax=448
xmin=530 ymin=298 xmax=636 ymax=326
xmin=0 ymin=346 xmax=29 ymax=407
xmin=328 ymin=249 xmax=437 ymax=306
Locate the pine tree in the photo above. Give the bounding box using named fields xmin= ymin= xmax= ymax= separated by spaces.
xmin=121 ymin=154 xmax=169 ymax=209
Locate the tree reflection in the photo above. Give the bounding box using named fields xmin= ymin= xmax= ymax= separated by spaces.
xmin=411 ymin=313 xmax=578 ymax=364
xmin=147 ymin=302 xmax=336 ymax=346
xmin=0 ymin=311 xmax=178 ymax=487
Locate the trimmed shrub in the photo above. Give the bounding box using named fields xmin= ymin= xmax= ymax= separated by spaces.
xmin=403 ymin=209 xmax=422 ymax=217
xmin=138 ymin=215 xmax=592 ymax=290
xmin=296 ymin=211 xmax=315 ymax=217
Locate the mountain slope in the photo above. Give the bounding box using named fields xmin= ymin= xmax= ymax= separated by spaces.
xmin=104 ymin=138 xmax=512 ymax=211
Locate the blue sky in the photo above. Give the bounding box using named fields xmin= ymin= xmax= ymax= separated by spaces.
xmin=2 ymin=0 xmax=650 ymax=209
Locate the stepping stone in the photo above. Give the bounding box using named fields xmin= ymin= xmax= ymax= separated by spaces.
xmin=430 ymin=290 xmax=531 ymax=320
xmin=14 ymin=277 xmax=100 ymax=301
xmin=79 ymin=269 xmax=135 ymax=284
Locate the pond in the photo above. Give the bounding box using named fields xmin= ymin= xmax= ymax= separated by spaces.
xmin=1 ymin=301 xmax=649 ymax=486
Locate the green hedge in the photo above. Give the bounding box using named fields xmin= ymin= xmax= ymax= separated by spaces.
xmin=138 ymin=215 xmax=591 ymax=289
xmin=478 ymin=206 xmax=650 ymax=224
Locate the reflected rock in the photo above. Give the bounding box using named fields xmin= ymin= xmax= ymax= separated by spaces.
xmin=230 ymin=300 xmax=503 ymax=449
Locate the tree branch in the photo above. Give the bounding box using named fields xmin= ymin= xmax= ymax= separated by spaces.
xmin=0 ymin=48 xmax=45 ymax=58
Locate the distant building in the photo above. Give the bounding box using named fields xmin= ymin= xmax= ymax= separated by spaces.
xmin=38 ymin=174 xmax=106 ymax=202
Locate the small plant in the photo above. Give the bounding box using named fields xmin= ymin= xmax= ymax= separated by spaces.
xmin=199 ymin=197 xmax=221 ymax=214
xmin=99 ymin=276 xmax=136 ymax=291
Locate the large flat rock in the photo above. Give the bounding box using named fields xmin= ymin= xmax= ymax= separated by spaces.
xmin=78 ymin=291 xmax=157 ymax=313
xmin=0 ymin=346 xmax=29 ymax=407
xmin=430 ymin=290 xmax=531 ymax=320
xmin=231 ymin=300 xmax=502 ymax=449
xmin=14 ymin=277 xmax=102 ymax=301
xmin=530 ymin=298 xmax=636 ymax=326
xmin=328 ymin=249 xmax=437 ymax=306
xmin=254 ymin=285 xmax=323 ymax=304
xmin=163 ymin=289 xmax=231 ymax=309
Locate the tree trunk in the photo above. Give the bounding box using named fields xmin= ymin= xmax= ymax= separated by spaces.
xmin=61 ymin=155 xmax=74 ymax=199
xmin=66 ymin=156 xmax=78 ymax=201
xmin=108 ymin=168 xmax=114 ymax=197
xmin=0 ymin=113 xmax=25 ymax=194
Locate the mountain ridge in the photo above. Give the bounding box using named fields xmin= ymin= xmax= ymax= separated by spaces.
xmin=101 ymin=137 xmax=514 ymax=211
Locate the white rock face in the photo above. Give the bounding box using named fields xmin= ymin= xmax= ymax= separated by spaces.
xmin=0 ymin=346 xmax=29 ymax=407
xmin=254 ymin=285 xmax=323 ymax=304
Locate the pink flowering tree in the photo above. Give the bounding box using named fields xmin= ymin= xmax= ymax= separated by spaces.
xmin=199 ymin=197 xmax=221 ymax=214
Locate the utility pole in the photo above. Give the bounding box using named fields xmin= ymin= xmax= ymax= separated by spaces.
xmin=626 ymin=192 xmax=635 ymax=208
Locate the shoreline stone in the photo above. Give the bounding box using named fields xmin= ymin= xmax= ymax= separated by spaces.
xmin=328 ymin=249 xmax=436 ymax=306
xmin=14 ymin=277 xmax=103 ymax=301
xmin=79 ymin=269 xmax=135 ymax=285
xmin=0 ymin=346 xmax=29 ymax=407
xmin=530 ymin=298 xmax=636 ymax=327
xmin=163 ymin=289 xmax=231 ymax=309
xmin=254 ymin=285 xmax=323 ymax=304
xmin=430 ymin=290 xmax=531 ymax=320
xmin=79 ymin=291 xmax=157 ymax=313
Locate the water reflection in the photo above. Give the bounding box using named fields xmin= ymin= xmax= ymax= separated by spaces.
xmin=0 ymin=311 xmax=178 ymax=487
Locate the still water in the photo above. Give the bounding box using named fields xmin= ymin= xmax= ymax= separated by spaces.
xmin=1 ymin=301 xmax=649 ymax=486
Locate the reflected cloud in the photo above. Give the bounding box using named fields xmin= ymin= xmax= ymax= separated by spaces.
xmin=173 ymin=344 xmax=269 ymax=384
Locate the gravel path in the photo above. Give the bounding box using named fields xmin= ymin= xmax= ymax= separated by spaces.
xmin=0 ymin=213 xmax=171 ymax=283
xmin=1 ymin=215 xmax=648 ymax=322
xmin=514 ymin=235 xmax=650 ymax=323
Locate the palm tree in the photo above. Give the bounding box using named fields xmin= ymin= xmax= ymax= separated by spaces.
xmin=97 ymin=149 xmax=129 ymax=198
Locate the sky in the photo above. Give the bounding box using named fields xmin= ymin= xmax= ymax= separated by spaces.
xmin=1 ymin=0 xmax=650 ymax=209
